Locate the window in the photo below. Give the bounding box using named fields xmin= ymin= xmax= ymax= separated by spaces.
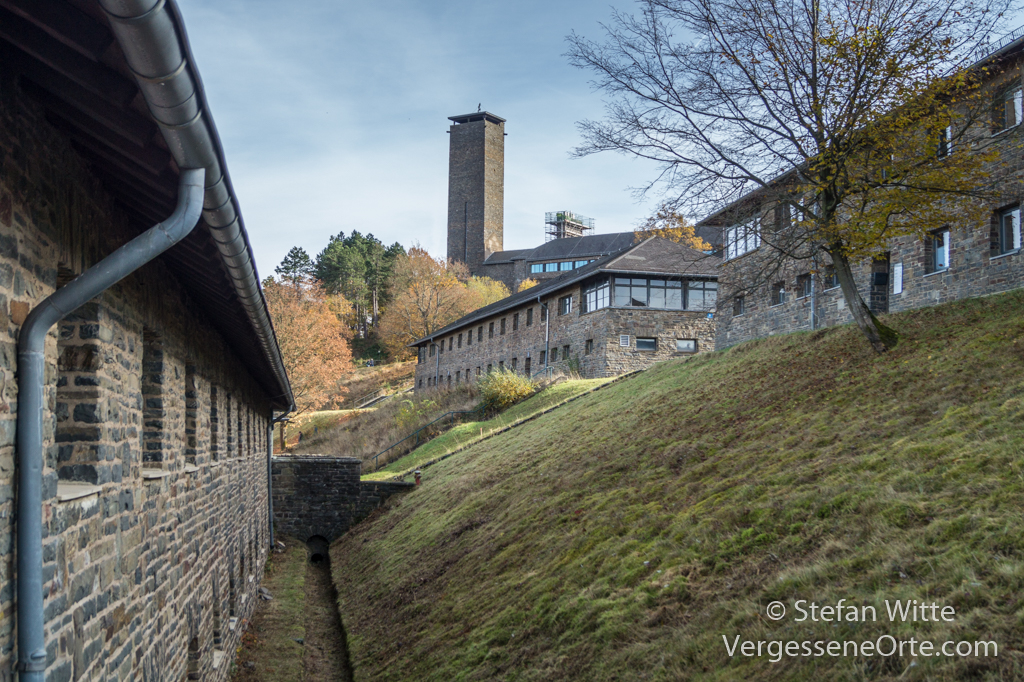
xmin=487 ymin=364 xmax=492 ymax=373
xmin=511 ymin=358 xmax=517 ymax=371
xmin=997 ymin=206 xmax=1021 ymax=255
xmin=429 ymin=344 xmax=435 ymax=357
xmin=636 ymin=337 xmax=657 ymax=351
xmin=773 ymin=203 xmax=791 ymax=232
xmin=562 ymin=344 xmax=570 ymax=359
xmin=438 ymin=341 xmax=443 ymax=354
xmin=478 ymin=326 xmax=483 ymax=342
xmin=733 ymin=296 xmax=745 ymax=316
xmin=676 ymin=339 xmax=697 ymax=353
xmin=500 ymin=318 xmax=506 ymax=335
xmin=447 ymin=374 xmax=451 ymax=387
xmin=530 ymin=263 xmax=543 ymax=274
xmin=448 ymin=338 xmax=453 ymax=351
xmin=456 ymin=371 xmax=461 ymax=384
xmin=994 ymin=86 xmax=1023 ymax=132
xmin=893 ymin=262 xmax=904 ymax=294
xmin=726 ymin=220 xmax=760 ymax=259
xmin=418 ymin=378 xmax=423 ymax=388
xmin=559 ymin=261 xmax=573 ymax=271
xmin=685 ymin=280 xmax=716 ymax=311
xmin=488 ymin=322 xmax=494 ymax=339
xmin=539 ymin=350 xmax=546 ymax=365
xmin=524 ymin=357 xmax=531 ymax=375
xmin=544 ymin=262 xmax=558 ymax=272
xmin=418 ymin=347 xmax=425 ymax=364
xmin=937 ymin=125 xmax=952 ymax=158
xmin=619 ymin=335 xmax=630 ymax=347
xmin=823 ymin=265 xmax=839 ymax=289
xmin=476 ymin=367 xmax=481 ymax=376
xmin=585 ymin=339 xmax=593 ymax=355
xmin=467 ymin=330 xmax=472 ymax=346
xmin=559 ymin=295 xmax=573 ymax=315
xmin=498 ymin=361 xmax=504 ymax=371
xmin=770 ymin=282 xmax=786 ymax=306
xmin=513 ymin=313 xmax=519 ymax=331
xmin=582 ymin=278 xmax=609 ymax=313
xmin=526 ymin=307 xmax=533 ymax=326
xmin=550 ymin=347 xmax=558 ymax=362
xmin=575 ymin=260 xmax=589 ymax=268
xmin=541 ymin=306 xmax=547 ymax=322
xmin=613 ymin=277 xmax=687 ymax=309
xmin=458 ymin=333 xmax=463 ymax=348
xmin=925 ymin=229 xmax=950 ymax=273
xmin=796 ymin=273 xmax=812 ymax=299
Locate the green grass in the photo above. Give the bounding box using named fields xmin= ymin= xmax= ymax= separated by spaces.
xmin=231 ymin=537 xmax=306 ymax=681
xmin=330 ymin=290 xmax=1024 ymax=681
xmin=361 ymin=377 xmax=614 ymax=481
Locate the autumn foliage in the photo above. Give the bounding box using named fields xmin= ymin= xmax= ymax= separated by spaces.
xmin=264 ymin=276 xmax=353 ymax=413
xmin=378 ymin=247 xmax=510 ymax=360
xmin=634 ymin=205 xmax=710 ymax=250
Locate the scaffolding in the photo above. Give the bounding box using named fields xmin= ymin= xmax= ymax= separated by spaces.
xmin=545 ymin=211 xmax=595 ymax=241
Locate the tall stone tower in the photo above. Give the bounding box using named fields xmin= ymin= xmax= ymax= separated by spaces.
xmin=447 ymin=111 xmax=505 ymax=273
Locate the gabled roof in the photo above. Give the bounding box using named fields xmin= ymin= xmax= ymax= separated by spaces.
xmin=2 ymin=0 xmax=293 ymax=409
xmin=413 ymin=238 xmax=719 ymax=346
xmin=482 ymin=231 xmax=637 ymax=266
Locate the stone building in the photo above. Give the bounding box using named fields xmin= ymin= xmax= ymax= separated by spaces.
xmin=412 ymin=238 xmax=718 ymax=391
xmin=701 ymin=32 xmax=1024 ymax=350
xmin=0 ymin=2 xmax=292 ymax=680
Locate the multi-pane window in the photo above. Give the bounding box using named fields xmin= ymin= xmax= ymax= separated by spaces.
xmin=582 ymin=278 xmax=610 ymax=313
xmin=686 ymin=281 xmax=717 ymax=310
xmin=530 ymin=264 xmax=544 ymax=274
xmin=612 ymin=277 xmax=713 ymax=310
xmin=526 ymin=307 xmax=533 ymax=326
xmin=544 ymin=263 xmax=558 ymax=272
xmin=559 ymin=261 xmax=573 ymax=271
xmin=559 ymin=295 xmax=573 ymax=315
xmin=733 ymin=296 xmax=745 ymax=316
xmin=925 ymin=229 xmax=950 ymax=273
xmin=796 ymin=273 xmax=812 ymax=299
xmin=726 ymin=220 xmax=760 ymax=259
xmin=994 ymin=86 xmax=1023 ymax=132
xmin=676 ymin=339 xmax=697 ymax=353
xmin=575 ymin=260 xmax=589 ymax=268
xmin=823 ymin=265 xmax=839 ymax=289
xmin=770 ymin=282 xmax=786 ymax=306
xmin=636 ymin=337 xmax=657 ymax=351
xmin=773 ymin=203 xmax=791 ymax=232
xmin=997 ymin=206 xmax=1021 ymax=255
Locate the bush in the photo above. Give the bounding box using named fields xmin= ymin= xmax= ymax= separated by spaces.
xmin=478 ymin=369 xmax=538 ymax=415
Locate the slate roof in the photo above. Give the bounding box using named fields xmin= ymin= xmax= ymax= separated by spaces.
xmin=482 ymin=231 xmax=637 ymax=265
xmin=413 ymin=237 xmax=720 ymax=346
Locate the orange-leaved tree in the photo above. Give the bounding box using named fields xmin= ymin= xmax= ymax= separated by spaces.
xmin=264 ymin=275 xmax=353 ymax=415
xmin=378 ymin=247 xmax=482 ymax=360
xmin=634 ymin=204 xmax=710 ymax=250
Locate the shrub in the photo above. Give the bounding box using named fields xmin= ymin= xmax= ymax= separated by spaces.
xmin=478 ymin=369 xmax=538 ymax=415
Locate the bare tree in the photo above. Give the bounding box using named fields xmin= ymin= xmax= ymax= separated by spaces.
xmin=568 ymin=0 xmax=1015 ymax=351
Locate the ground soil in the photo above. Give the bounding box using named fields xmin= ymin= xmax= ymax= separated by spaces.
xmin=303 ymin=554 xmax=353 ymax=681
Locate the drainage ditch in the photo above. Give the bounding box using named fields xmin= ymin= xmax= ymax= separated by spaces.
xmin=303 ymin=536 xmax=354 ymax=681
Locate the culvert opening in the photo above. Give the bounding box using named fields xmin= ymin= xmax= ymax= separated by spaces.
xmin=303 ymin=535 xmax=354 ymax=680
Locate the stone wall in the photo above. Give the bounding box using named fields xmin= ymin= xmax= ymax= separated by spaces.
xmin=0 ymin=67 xmax=273 ymax=681
xmin=414 ymin=280 xmax=715 ymax=391
xmin=271 ymin=456 xmax=414 ymax=542
xmin=446 ymin=116 xmax=504 ymax=274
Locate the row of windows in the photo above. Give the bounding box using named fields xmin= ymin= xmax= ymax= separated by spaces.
xmin=419 ymin=306 xmax=546 ymax=362
xmin=529 ymin=259 xmax=597 ymax=274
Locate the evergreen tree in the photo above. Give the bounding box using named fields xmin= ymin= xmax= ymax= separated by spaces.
xmin=275 ymin=247 xmax=314 ymax=287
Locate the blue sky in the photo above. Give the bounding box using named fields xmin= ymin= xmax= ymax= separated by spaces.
xmin=176 ymin=0 xmax=659 ymax=279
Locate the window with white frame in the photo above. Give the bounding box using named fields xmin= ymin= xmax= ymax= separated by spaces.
xmin=994 ymin=86 xmax=1023 ymax=132
xmin=726 ymin=219 xmax=760 ymax=260
xmin=770 ymin=282 xmax=786 ymax=306
xmin=997 ymin=206 xmax=1021 ymax=255
xmin=936 ymin=125 xmax=952 ymax=158
xmin=558 ymin=295 xmax=573 ymax=315
xmin=582 ymin=278 xmax=609 ymax=313
xmin=925 ymin=229 xmax=950 ymax=273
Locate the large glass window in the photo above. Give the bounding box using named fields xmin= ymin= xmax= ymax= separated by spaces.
xmin=559 ymin=261 xmax=573 ymax=271
xmin=544 ymin=262 xmax=558 ymax=272
xmin=582 ymin=279 xmax=610 ymax=313
xmin=998 ymin=206 xmax=1021 ymax=255
xmin=685 ymin=280 xmax=716 ymax=310
xmin=612 ymin=277 xmax=706 ymax=310
xmin=530 ymin=263 xmax=543 ymax=274
xmin=575 ymin=260 xmax=589 ymax=268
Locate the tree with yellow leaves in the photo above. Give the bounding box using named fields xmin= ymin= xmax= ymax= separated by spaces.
xmin=634 ymin=205 xmax=710 ymax=250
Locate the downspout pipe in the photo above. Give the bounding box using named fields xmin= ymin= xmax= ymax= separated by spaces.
xmin=539 ymin=295 xmax=550 ymax=375
xmin=15 ymin=168 xmax=205 ymax=679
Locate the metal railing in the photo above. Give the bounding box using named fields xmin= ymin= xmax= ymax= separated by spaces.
xmin=371 ymin=405 xmax=484 ymax=471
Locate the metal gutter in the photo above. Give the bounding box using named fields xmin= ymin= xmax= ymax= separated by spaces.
xmin=98 ymin=0 xmax=294 ymax=412
xmin=17 ymin=169 xmax=206 ymax=680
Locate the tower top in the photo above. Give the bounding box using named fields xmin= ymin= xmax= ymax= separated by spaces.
xmin=448 ymin=111 xmax=506 ymax=125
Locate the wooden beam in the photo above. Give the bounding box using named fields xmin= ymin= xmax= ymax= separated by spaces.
xmin=43 ymin=106 xmax=170 ymax=176
xmin=0 ymin=7 xmax=135 ymax=106
xmin=0 ymin=0 xmax=112 ymax=61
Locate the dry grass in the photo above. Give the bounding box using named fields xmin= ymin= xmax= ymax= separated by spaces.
xmin=330 ymin=290 xmax=1024 ymax=681
xmin=332 ymin=361 xmax=416 ymax=408
xmin=289 ymin=383 xmax=481 ymax=466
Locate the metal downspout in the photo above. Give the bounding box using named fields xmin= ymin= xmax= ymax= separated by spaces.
xmin=433 ymin=337 xmax=439 ymax=387
xmin=539 ymin=296 xmax=550 ymax=374
xmin=811 ymin=255 xmax=818 ymax=331
xmin=15 ymin=169 xmax=205 ymax=679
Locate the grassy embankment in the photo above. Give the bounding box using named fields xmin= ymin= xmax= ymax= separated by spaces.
xmin=231 ymin=538 xmax=306 ymax=681
xmin=331 ymin=290 xmax=1024 ymax=681
xmin=362 ymin=376 xmax=615 ymax=481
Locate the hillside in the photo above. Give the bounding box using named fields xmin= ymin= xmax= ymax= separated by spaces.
xmin=330 ymin=291 xmax=1024 ymax=681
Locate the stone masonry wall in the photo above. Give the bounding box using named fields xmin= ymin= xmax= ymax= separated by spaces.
xmin=447 ymin=117 xmax=504 ymax=274
xmin=414 ymin=281 xmax=715 ymax=392
xmin=271 ymin=456 xmax=414 ymax=542
xmin=0 ymin=68 xmax=273 ymax=681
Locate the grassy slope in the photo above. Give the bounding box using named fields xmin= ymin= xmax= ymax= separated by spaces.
xmin=231 ymin=537 xmax=306 ymax=681
xmin=331 ymin=291 xmax=1024 ymax=681
xmin=362 ymin=377 xmax=613 ymax=481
